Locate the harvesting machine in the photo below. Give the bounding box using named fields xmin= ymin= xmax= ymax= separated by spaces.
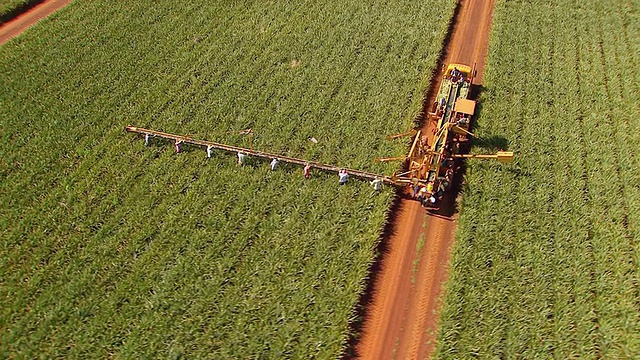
xmin=378 ymin=63 xmax=513 ymax=207
xmin=125 ymin=63 xmax=512 ymax=207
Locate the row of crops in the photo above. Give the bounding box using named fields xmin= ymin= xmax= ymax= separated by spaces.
xmin=436 ymin=0 xmax=640 ymax=357
xmin=0 ymin=0 xmax=457 ymax=357
xmin=0 ymin=0 xmax=38 ymax=20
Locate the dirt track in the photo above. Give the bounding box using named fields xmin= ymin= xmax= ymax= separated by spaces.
xmin=1 ymin=0 xmax=494 ymax=357
xmin=352 ymin=0 xmax=495 ymax=359
xmin=0 ymin=0 xmax=69 ymax=45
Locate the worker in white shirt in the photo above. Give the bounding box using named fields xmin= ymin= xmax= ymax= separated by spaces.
xmin=237 ymin=152 xmax=247 ymax=165
xmin=417 ymin=186 xmax=428 ymax=201
xmin=338 ymin=169 xmax=349 ymax=185
xmin=370 ymin=177 xmax=383 ymax=191
xmin=270 ymin=158 xmax=279 ymax=170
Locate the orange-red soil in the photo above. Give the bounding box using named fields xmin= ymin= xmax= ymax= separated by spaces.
xmin=0 ymin=0 xmax=70 ymax=45
xmin=353 ymin=1 xmax=495 ymax=359
xmin=0 ymin=0 xmax=495 ymax=358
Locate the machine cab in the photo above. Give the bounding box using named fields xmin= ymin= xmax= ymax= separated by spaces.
xmin=446 ymin=63 xmax=472 ymax=81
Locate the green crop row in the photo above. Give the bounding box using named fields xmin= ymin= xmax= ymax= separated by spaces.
xmin=0 ymin=0 xmax=39 ymax=21
xmin=435 ymin=0 xmax=640 ymax=357
xmin=0 ymin=0 xmax=457 ymax=357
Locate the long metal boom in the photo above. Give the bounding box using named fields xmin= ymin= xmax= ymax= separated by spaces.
xmin=452 ymin=151 xmax=514 ymax=163
xmin=125 ymin=125 xmax=400 ymax=185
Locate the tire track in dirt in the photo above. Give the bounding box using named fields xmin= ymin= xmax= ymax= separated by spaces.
xmin=0 ymin=0 xmax=70 ymax=45
xmin=350 ymin=1 xmax=495 ymax=359
xmin=354 ymin=198 xmax=427 ymax=359
xmin=394 ymin=214 xmax=454 ymax=360
xmin=1 ymin=0 xmax=496 ymax=357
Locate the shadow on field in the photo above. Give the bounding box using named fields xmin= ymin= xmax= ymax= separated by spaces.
xmin=473 ymin=135 xmax=509 ymax=151
xmin=506 ymin=167 xmax=531 ymax=179
xmin=467 ymin=84 xmax=509 ymax=151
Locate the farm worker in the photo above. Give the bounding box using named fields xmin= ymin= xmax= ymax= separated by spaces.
xmin=446 ymin=167 xmax=454 ymax=178
xmin=338 ymin=169 xmax=349 ymax=185
xmin=144 ymin=133 xmax=151 ymax=146
xmin=304 ymin=163 xmax=312 ymax=179
xmin=237 ymin=152 xmax=247 ymax=165
xmin=370 ymin=177 xmax=383 ymax=191
xmin=452 ymin=138 xmax=460 ymax=153
xmin=440 ymin=179 xmax=450 ymax=192
xmin=206 ymin=145 xmax=213 ymax=158
xmin=418 ymin=186 xmax=428 ymax=201
xmin=426 ymin=181 xmax=434 ymax=194
xmin=429 ymin=195 xmax=437 ymax=205
xmin=412 ymin=183 xmax=421 ymax=198
xmin=270 ymin=158 xmax=279 ymax=171
xmin=175 ymin=139 xmax=183 ymax=153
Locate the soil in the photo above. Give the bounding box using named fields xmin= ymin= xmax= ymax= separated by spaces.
xmin=1 ymin=0 xmax=495 ymax=357
xmin=0 ymin=0 xmax=70 ymax=45
xmin=350 ymin=0 xmax=496 ymax=359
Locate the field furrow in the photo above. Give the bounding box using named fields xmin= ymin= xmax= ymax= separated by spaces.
xmin=0 ymin=0 xmax=458 ymax=357
xmin=435 ymin=0 xmax=640 ymax=357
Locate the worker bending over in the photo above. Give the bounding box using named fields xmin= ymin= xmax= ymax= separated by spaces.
xmin=175 ymin=140 xmax=183 ymax=153
xmin=270 ymin=158 xmax=279 ymax=171
xmin=417 ymin=186 xmax=428 ymax=201
xmin=237 ymin=152 xmax=247 ymax=165
xmin=338 ymin=169 xmax=349 ymax=185
xmin=428 ymin=195 xmax=437 ymax=206
xmin=370 ymin=177 xmax=382 ymax=191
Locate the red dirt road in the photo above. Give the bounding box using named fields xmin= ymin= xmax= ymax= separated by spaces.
xmin=1 ymin=0 xmax=494 ymax=357
xmin=353 ymin=1 xmax=495 ymax=359
xmin=0 ymin=0 xmax=70 ymax=45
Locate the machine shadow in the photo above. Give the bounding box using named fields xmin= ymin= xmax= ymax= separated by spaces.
xmin=473 ymin=135 xmax=509 ymax=151
xmin=467 ymin=85 xmax=509 ymax=151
